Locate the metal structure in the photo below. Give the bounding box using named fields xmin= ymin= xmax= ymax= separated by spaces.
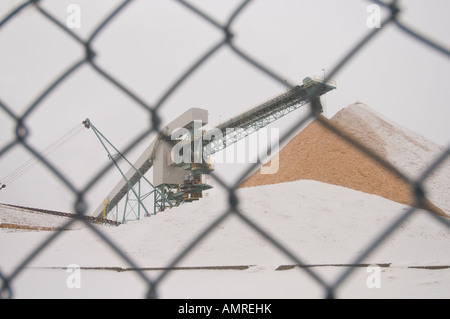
xmin=83 ymin=119 xmax=169 ymax=223
xmin=88 ymin=77 xmax=336 ymax=222
xmin=203 ymin=76 xmax=336 ymax=156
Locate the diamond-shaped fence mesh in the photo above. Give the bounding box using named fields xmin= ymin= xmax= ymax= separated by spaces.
xmin=0 ymin=0 xmax=449 ymax=299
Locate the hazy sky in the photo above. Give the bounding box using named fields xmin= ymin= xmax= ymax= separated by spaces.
xmin=1 ymin=0 xmax=449 ymax=213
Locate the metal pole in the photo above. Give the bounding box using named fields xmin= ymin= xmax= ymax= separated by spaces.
xmin=123 ymin=188 xmax=129 ymax=224
xmin=138 ymin=180 xmax=141 ymax=220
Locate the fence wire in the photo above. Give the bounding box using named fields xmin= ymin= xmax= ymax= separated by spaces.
xmin=0 ymin=0 xmax=449 ymax=299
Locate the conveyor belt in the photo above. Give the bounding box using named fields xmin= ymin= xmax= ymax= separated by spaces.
xmin=204 ymin=77 xmax=336 ymax=155
xmin=91 ymin=77 xmax=335 ymax=220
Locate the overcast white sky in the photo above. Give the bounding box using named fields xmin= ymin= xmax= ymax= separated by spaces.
xmin=1 ymin=0 xmax=449 ymax=213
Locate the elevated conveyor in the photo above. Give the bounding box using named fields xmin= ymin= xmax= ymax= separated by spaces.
xmin=203 ymin=77 xmax=336 ymax=155
xmin=89 ymin=76 xmax=335 ymax=222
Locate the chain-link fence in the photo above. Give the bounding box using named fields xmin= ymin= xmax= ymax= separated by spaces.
xmin=1 ymin=0 xmax=449 ymax=299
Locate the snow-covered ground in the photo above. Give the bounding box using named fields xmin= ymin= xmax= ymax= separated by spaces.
xmin=1 ymin=180 xmax=449 ymax=299
xmin=1 ymin=104 xmax=449 ymax=299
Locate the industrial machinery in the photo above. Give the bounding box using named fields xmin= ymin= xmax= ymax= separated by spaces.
xmin=87 ymin=77 xmax=336 ymax=223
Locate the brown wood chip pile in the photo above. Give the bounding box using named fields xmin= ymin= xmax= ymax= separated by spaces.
xmin=239 ymin=106 xmax=447 ymax=217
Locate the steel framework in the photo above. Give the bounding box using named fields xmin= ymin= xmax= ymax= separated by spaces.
xmin=84 ymin=119 xmax=172 ymax=223
xmin=87 ymin=77 xmax=335 ymax=223
xmin=203 ymin=77 xmax=336 ymax=156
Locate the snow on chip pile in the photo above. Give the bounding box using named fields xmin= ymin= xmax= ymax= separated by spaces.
xmin=239 ymin=103 xmax=450 ymax=217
